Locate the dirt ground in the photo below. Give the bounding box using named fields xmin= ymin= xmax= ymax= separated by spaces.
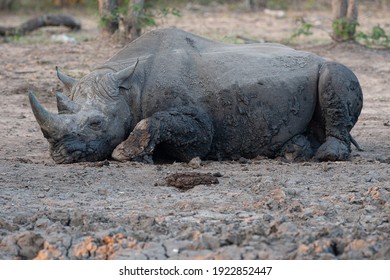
xmin=0 ymin=5 xmax=389 ymax=260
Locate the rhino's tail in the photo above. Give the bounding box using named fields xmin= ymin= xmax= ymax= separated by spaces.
xmin=350 ymin=133 xmax=363 ymax=151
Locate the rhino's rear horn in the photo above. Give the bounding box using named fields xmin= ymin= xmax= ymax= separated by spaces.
xmin=56 ymin=66 xmax=78 ymax=92
xmin=56 ymin=92 xmax=80 ymax=114
xmin=29 ymin=91 xmax=68 ymax=140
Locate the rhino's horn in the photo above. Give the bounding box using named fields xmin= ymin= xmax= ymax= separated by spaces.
xmin=29 ymin=91 xmax=68 ymax=140
xmin=56 ymin=66 xmax=77 ymax=92
xmin=56 ymin=92 xmax=80 ymax=114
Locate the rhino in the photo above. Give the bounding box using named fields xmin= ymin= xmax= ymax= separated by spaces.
xmin=29 ymin=28 xmax=363 ymax=164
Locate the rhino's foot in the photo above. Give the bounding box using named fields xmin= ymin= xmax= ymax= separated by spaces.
xmin=279 ymin=135 xmax=314 ymax=162
xmin=111 ymin=142 xmax=154 ymax=164
xmin=112 ymin=119 xmax=156 ymax=163
xmin=314 ymin=136 xmax=351 ymax=161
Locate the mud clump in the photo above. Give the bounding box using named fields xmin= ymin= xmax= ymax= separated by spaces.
xmin=165 ymin=172 xmax=219 ymax=190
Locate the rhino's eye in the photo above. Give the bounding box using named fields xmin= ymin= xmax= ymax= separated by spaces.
xmin=88 ymin=119 xmax=103 ymax=130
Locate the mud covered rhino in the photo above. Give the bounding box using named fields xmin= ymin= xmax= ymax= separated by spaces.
xmin=29 ymin=28 xmax=363 ymax=164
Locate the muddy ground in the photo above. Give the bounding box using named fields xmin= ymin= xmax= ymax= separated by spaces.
xmin=0 ymin=5 xmax=389 ymax=259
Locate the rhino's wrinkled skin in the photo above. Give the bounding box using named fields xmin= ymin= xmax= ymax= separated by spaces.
xmin=29 ymin=28 xmax=363 ymax=164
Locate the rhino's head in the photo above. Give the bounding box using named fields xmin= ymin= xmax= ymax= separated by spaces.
xmin=29 ymin=62 xmax=138 ymax=163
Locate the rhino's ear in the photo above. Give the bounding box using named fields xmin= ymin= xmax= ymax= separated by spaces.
xmin=112 ymin=59 xmax=139 ymax=90
xmin=56 ymin=66 xmax=78 ymax=92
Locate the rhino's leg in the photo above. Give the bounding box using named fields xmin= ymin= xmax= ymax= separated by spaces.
xmin=111 ymin=107 xmax=214 ymax=163
xmin=314 ymin=62 xmax=363 ymax=161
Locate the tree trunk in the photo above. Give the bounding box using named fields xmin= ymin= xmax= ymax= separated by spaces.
xmin=332 ymin=0 xmax=348 ymax=19
xmin=98 ymin=0 xmax=119 ymax=34
xmin=245 ymin=0 xmax=266 ymax=11
xmin=347 ymin=0 xmax=358 ymax=23
xmin=126 ymin=0 xmax=145 ymax=40
xmin=332 ymin=0 xmax=358 ymax=41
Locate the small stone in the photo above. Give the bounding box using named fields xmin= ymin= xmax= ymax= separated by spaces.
xmin=98 ymin=189 xmax=107 ymax=196
xmin=163 ymin=240 xmax=195 ymax=258
xmin=263 ymin=214 xmax=273 ymax=222
xmin=0 ymin=218 xmax=19 ymax=231
xmin=188 ymin=157 xmax=202 ymax=168
xmin=142 ymin=242 xmax=166 ymax=260
xmin=297 ymin=244 xmax=310 ymax=255
xmin=238 ymin=157 xmax=250 ymax=164
xmin=262 ymin=176 xmax=274 ymax=184
xmin=35 ymin=217 xmax=51 ymax=229
xmin=199 ymin=234 xmax=220 ymax=250
xmin=13 ymin=215 xmax=28 ymax=225
xmin=365 ymin=171 xmax=381 ymax=182
xmin=286 ymin=188 xmax=298 ymax=196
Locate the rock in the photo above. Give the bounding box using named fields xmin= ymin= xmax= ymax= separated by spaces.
xmin=215 ymin=245 xmax=243 ymax=260
xmin=35 ymin=217 xmax=51 ymax=229
xmin=366 ymin=187 xmax=389 ymax=204
xmin=188 ymin=157 xmax=202 ymax=168
xmin=0 ymin=218 xmax=19 ymax=231
xmin=238 ymin=157 xmax=250 ymax=164
xmin=142 ymin=242 xmax=167 ymax=260
xmin=15 ymin=231 xmax=45 ymax=259
xmin=72 ymin=236 xmax=98 ymax=259
xmin=163 ymin=239 xmax=196 ymax=258
xmin=12 ymin=215 xmax=28 ymax=225
xmin=365 ymin=171 xmax=381 ymax=182
xmin=263 ymin=214 xmax=273 ymax=222
xmin=262 ymin=176 xmax=274 ymax=184
xmin=198 ymin=233 xmax=221 ymax=250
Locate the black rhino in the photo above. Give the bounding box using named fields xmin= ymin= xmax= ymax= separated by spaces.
xmin=29 ymin=28 xmax=363 ymax=164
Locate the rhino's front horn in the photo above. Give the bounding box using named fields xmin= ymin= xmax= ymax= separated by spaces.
xmin=56 ymin=92 xmax=80 ymax=114
xmin=29 ymin=91 xmax=68 ymax=140
xmin=56 ymin=66 xmax=77 ymax=92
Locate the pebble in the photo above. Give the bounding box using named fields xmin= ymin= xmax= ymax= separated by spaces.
xmin=365 ymin=171 xmax=381 ymax=182
xmin=188 ymin=157 xmax=202 ymax=168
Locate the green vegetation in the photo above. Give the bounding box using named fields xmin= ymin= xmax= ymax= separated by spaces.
xmin=356 ymin=25 xmax=390 ymax=47
xmin=266 ymin=0 xmax=288 ymax=10
xmin=129 ymin=0 xmax=181 ymax=29
xmin=291 ymin=18 xmax=390 ymax=48
xmin=332 ymin=18 xmax=358 ymax=42
xmin=289 ymin=17 xmax=313 ymax=41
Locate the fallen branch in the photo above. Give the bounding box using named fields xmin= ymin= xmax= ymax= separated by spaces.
xmin=0 ymin=14 xmax=81 ymax=36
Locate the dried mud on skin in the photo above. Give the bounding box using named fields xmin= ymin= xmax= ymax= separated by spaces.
xmin=0 ymin=10 xmax=390 ymax=260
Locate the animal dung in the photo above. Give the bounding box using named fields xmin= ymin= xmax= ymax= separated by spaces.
xmin=165 ymin=172 xmax=219 ymax=190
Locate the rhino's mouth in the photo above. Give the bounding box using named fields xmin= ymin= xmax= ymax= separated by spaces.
xmin=50 ymin=137 xmax=108 ymax=164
